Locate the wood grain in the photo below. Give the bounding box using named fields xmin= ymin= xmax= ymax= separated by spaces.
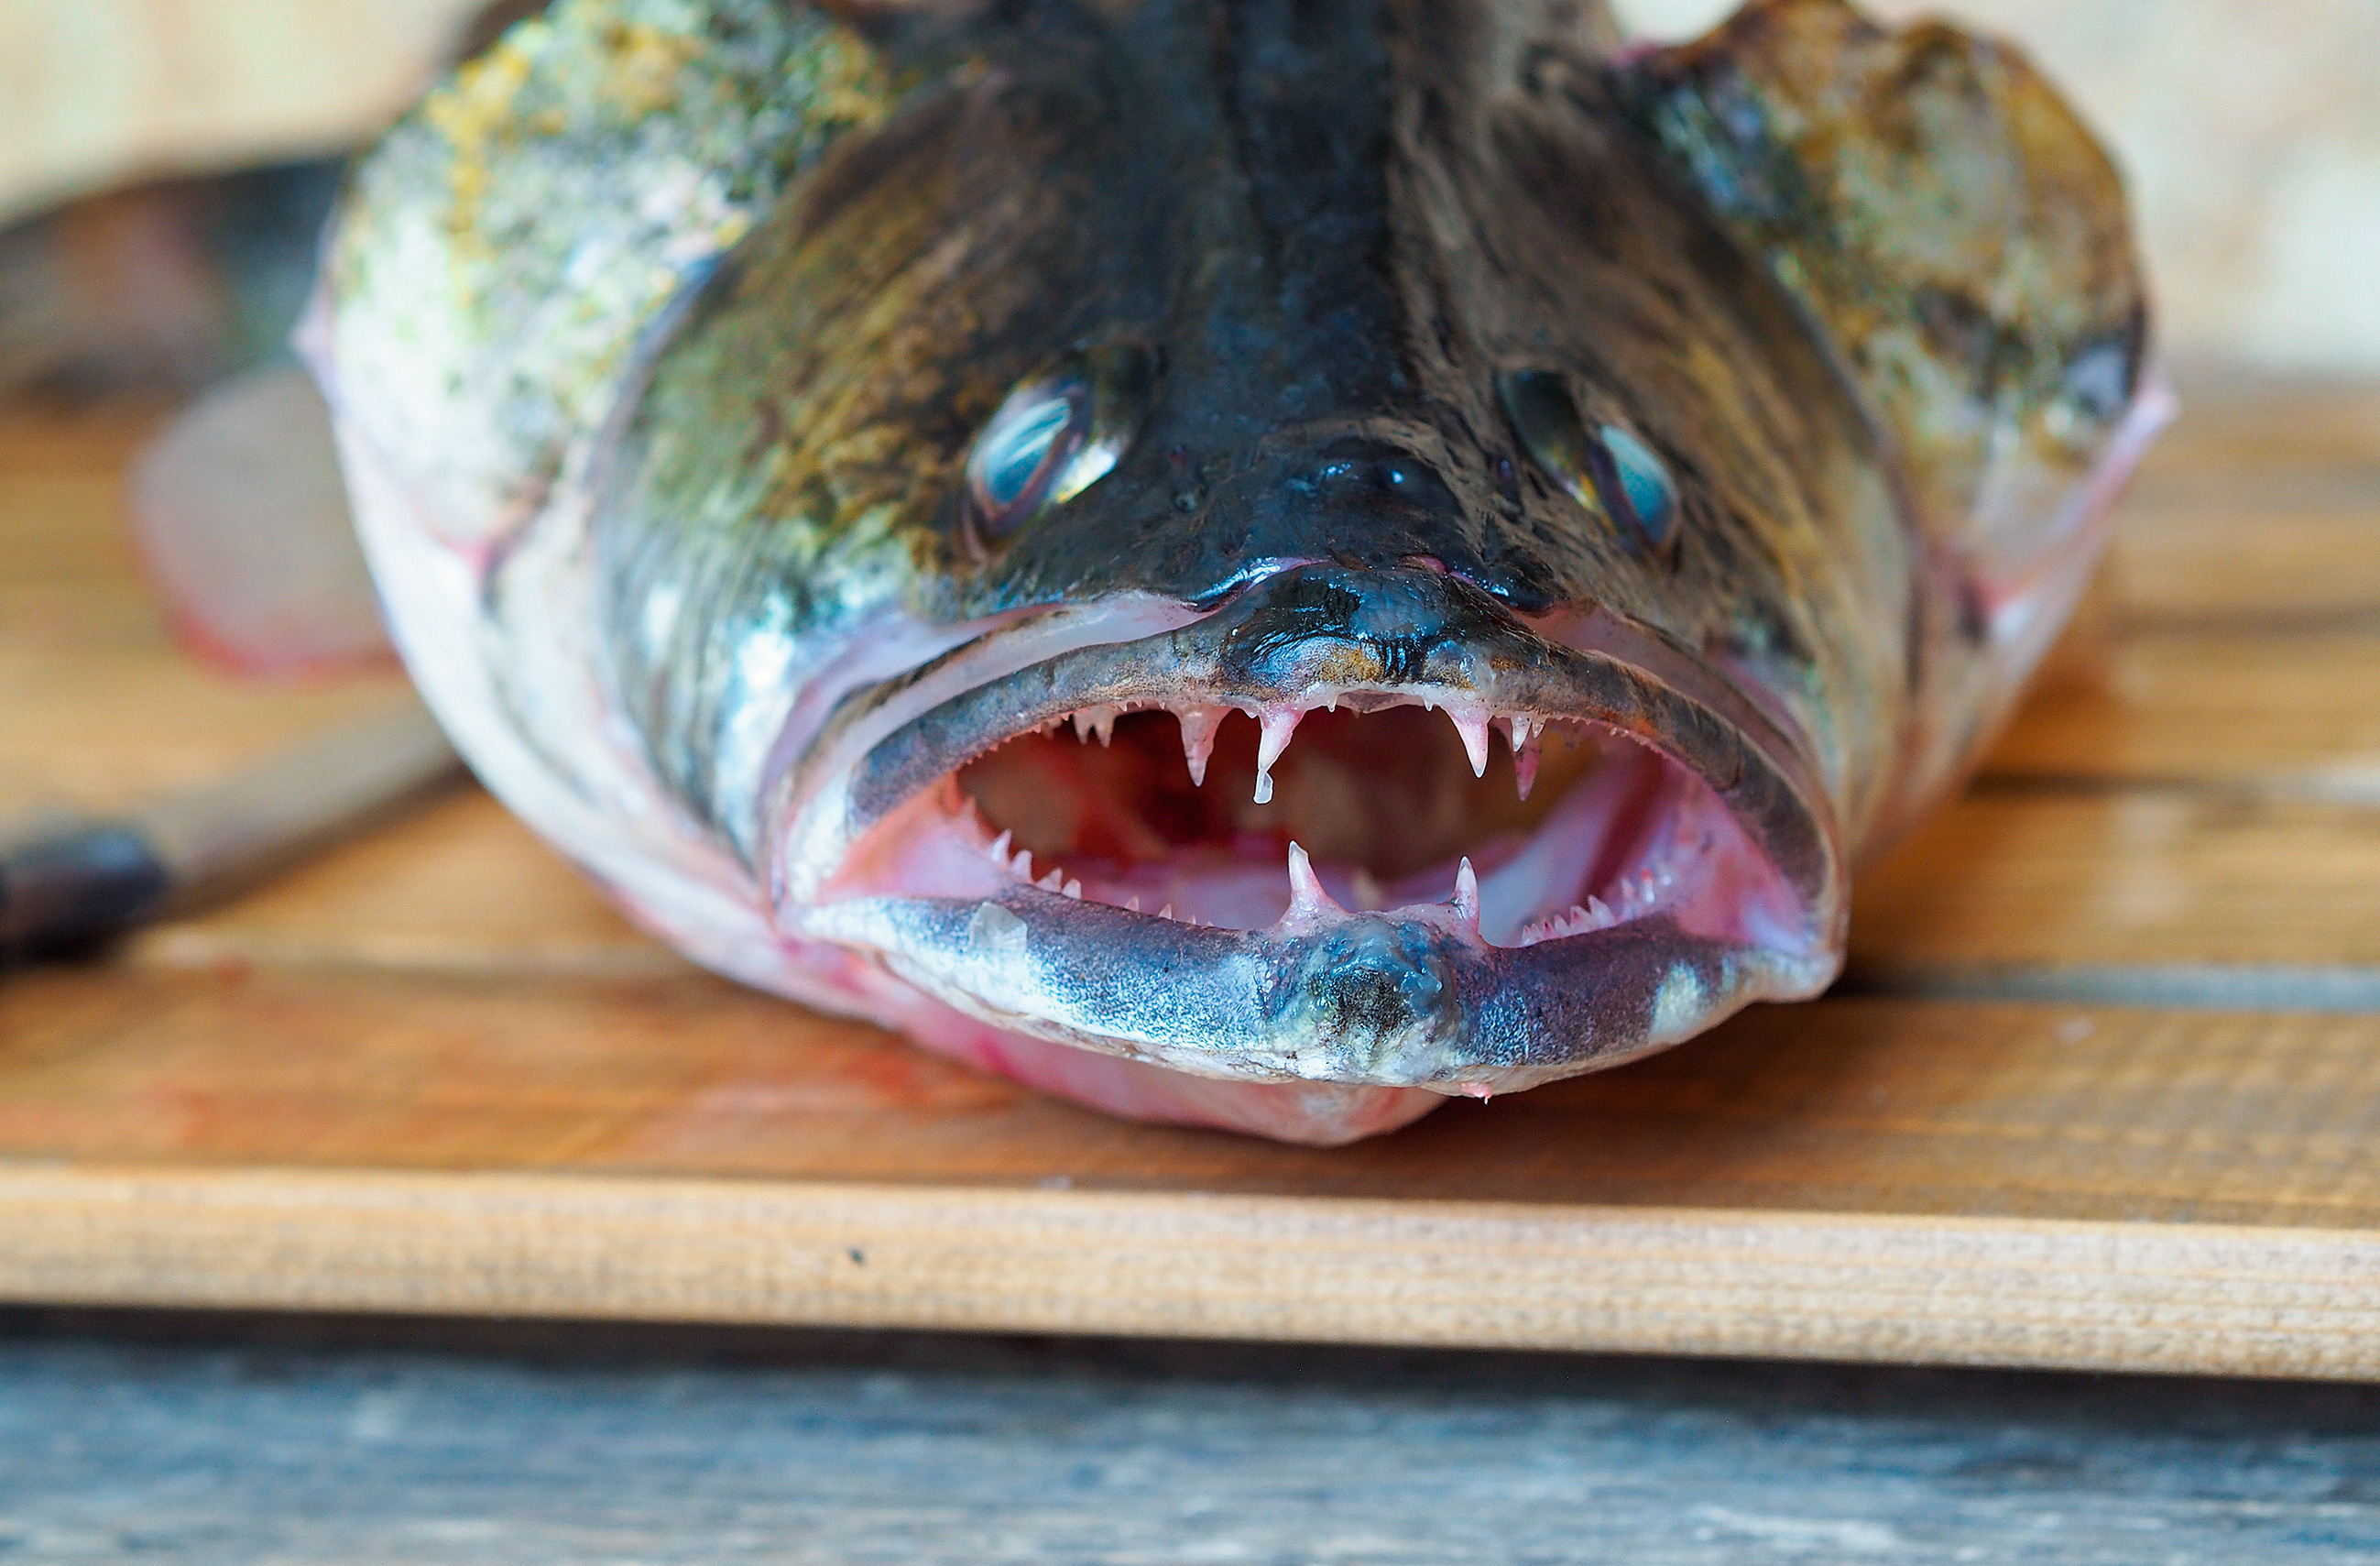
xmin=6 ymin=967 xmax=2380 ymax=1228
xmin=5 ymin=1166 xmax=2376 ymax=1380
xmin=4 ymin=373 xmax=2379 ymax=1377
xmin=9 ymin=1321 xmax=2374 ymax=1566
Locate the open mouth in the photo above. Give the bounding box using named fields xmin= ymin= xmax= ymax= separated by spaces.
xmin=778 ymin=563 xmax=1843 ymax=1090
xmin=948 ymin=702 xmax=1765 ymax=947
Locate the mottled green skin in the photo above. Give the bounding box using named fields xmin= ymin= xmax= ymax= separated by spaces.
xmin=325 ymin=0 xmax=901 ymax=547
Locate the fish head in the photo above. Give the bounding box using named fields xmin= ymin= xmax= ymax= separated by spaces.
xmin=580 ymin=0 xmax=2138 ymax=1094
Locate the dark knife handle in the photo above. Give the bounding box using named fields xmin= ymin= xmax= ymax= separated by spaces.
xmin=0 ymin=822 xmax=171 ymax=960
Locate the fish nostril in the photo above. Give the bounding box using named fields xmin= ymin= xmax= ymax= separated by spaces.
xmin=1306 ymin=441 xmax=1456 ymax=507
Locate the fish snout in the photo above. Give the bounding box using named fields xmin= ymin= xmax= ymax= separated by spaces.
xmin=1209 ymin=561 xmax=1536 ymax=700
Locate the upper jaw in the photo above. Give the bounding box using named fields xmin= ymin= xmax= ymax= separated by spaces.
xmin=770 ymin=561 xmax=1846 ymax=1092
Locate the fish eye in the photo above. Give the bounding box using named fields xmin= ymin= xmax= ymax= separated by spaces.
xmin=963 ymin=344 xmax=1155 ymax=553
xmin=1497 ymin=370 xmax=1601 ymax=516
xmin=966 ymin=376 xmax=1089 ymax=542
xmin=1497 ymin=370 xmax=1679 ymax=556
xmin=1595 ymin=422 xmax=1679 ymax=552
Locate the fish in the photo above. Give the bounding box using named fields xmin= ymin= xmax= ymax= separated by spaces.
xmin=299 ymin=0 xmax=2167 ymax=1144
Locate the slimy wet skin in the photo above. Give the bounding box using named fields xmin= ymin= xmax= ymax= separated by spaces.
xmin=310 ymin=0 xmax=2164 ymax=1142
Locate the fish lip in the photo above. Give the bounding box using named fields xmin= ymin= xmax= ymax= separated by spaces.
xmin=771 ymin=561 xmax=1847 ymax=1090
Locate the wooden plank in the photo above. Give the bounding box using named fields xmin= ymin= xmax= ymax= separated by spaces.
xmin=2115 ymin=506 xmax=2380 ymax=629
xmin=7 ymin=967 xmax=2380 ymax=1231
xmin=7 ymin=1323 xmax=2375 ymax=1565
xmin=0 ymin=401 xmax=412 ymax=810
xmin=1851 ymin=791 xmax=2380 ymax=973
xmin=125 ymin=788 xmax=682 ymax=980
xmin=1982 ymin=630 xmax=2380 ymax=792
xmin=8 ymin=381 xmax=2380 ymax=1375
xmin=2107 ymin=377 xmax=2380 ymax=625
xmin=2 ymin=1165 xmax=2376 ymax=1380
xmin=0 ymin=647 xmax=415 ymax=812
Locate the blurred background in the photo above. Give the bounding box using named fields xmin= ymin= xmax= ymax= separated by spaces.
xmin=5 ymin=0 xmax=2378 ymax=383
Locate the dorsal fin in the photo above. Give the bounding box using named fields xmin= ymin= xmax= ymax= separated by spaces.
xmin=1615 ymin=0 xmax=2151 ymax=579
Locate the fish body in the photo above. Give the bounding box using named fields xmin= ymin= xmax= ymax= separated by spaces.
xmin=308 ymin=0 xmax=2164 ymax=1143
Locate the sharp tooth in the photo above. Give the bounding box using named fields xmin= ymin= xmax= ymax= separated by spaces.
xmin=1350 ymin=867 xmax=1384 ymax=912
xmin=1094 ymin=711 xmax=1116 ymax=747
xmin=1127 ymin=895 xmax=1141 ymax=914
xmin=986 ymin=829 xmax=1013 ymax=863
xmin=1254 ymin=708 xmax=1302 ymax=805
xmin=1588 ymin=895 xmax=1613 ymax=927
xmin=1176 ymin=706 xmax=1223 ymax=787
xmin=1012 ymin=849 xmax=1033 ymax=882
xmin=1284 ymin=841 xmax=1338 ymax=918
xmin=1072 ymin=711 xmax=1095 ymax=743
xmin=1451 ymin=858 xmax=1479 ymax=928
xmin=1158 ymin=903 xmax=1176 ymax=921
xmin=1451 ymin=711 xmax=1489 ymax=778
xmin=1063 ymin=879 xmax=1082 ymax=900
xmin=1038 ymin=867 xmax=1064 ymax=892
xmin=1512 ymin=717 xmax=1542 ymax=802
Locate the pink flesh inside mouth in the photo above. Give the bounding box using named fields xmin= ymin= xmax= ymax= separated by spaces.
xmin=821 ymin=695 xmax=1804 ymax=958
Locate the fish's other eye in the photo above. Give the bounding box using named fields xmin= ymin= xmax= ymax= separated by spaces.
xmin=1596 ymin=422 xmax=1679 ymax=552
xmin=963 ymin=344 xmax=1154 ymax=553
xmin=966 ymin=376 xmax=1088 ymax=543
xmin=1497 ymin=370 xmax=1679 ymax=556
xmin=1497 ymin=370 xmax=1599 ymax=515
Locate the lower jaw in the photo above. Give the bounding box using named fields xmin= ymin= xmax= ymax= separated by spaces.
xmin=868 ymin=971 xmax=1447 ymax=1144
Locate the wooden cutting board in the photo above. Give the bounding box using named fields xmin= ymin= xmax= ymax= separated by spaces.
xmin=5 ymin=376 xmax=2379 ymax=1380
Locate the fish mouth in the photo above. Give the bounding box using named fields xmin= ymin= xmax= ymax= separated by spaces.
xmin=773 ymin=562 xmax=1844 ymax=1093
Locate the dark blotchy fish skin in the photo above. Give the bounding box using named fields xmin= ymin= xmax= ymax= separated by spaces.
xmin=308 ymin=0 xmax=2165 ymax=1143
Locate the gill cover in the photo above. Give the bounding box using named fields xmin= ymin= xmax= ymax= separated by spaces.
xmin=1616 ymin=0 xmax=2150 ymax=577
xmin=317 ymin=0 xmax=901 ymax=553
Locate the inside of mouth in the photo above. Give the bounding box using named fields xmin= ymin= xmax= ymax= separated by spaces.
xmin=913 ymin=700 xmax=1795 ymax=949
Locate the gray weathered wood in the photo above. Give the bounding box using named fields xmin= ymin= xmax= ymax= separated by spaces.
xmin=0 ymin=1314 xmax=2375 ymax=1564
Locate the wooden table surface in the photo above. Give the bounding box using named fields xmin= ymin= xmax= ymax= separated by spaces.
xmin=4 ymin=375 xmax=2378 ymax=1381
